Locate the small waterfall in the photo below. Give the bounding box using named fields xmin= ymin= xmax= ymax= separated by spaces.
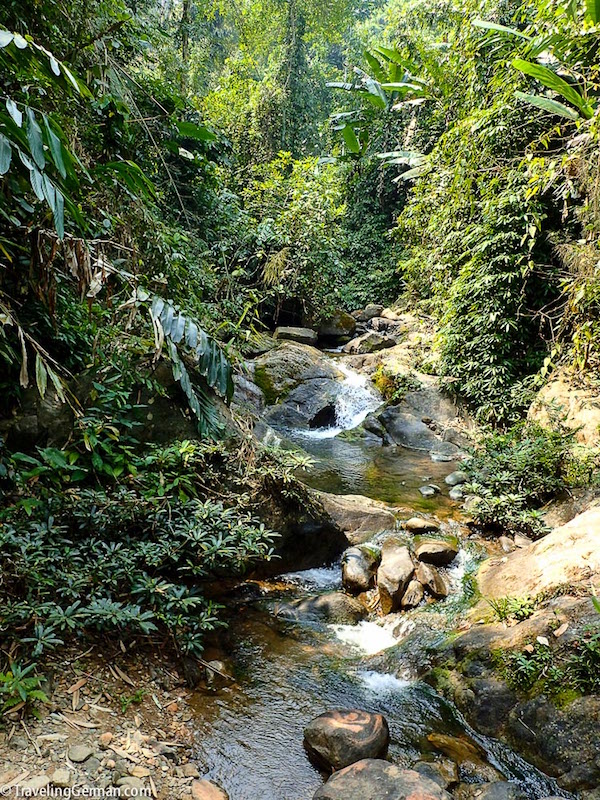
xmin=300 ymin=362 xmax=380 ymax=439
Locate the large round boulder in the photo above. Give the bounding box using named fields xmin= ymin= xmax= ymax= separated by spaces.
xmin=376 ymin=540 xmax=414 ymax=614
xmin=317 ymin=309 xmax=357 ymax=340
xmin=250 ymin=342 xmax=343 ymax=404
xmin=341 ymin=545 xmax=381 ymax=594
xmin=342 ymin=331 xmax=396 ymax=355
xmin=313 ymin=761 xmax=452 ymax=800
xmin=304 ymin=711 xmax=389 ymax=772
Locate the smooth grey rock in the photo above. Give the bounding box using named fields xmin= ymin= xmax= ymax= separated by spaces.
xmin=445 ymin=470 xmax=468 ymax=486
xmin=273 ymin=326 xmax=318 ymax=345
xmin=68 ymin=744 xmax=93 ymax=763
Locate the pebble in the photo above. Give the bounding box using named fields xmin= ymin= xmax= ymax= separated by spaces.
xmin=191 ymin=779 xmax=229 ymax=800
xmin=449 ymin=486 xmax=464 ymax=501
xmin=182 ymin=763 xmax=200 ymax=778
xmin=51 ymin=769 xmax=72 ymax=788
xmin=445 ymin=470 xmax=468 ymax=486
xmin=68 ymin=744 xmax=93 ymax=763
xmin=99 ymin=732 xmax=113 ymax=749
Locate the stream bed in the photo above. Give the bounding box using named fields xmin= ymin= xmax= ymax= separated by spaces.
xmin=190 ymin=356 xmax=570 ymax=799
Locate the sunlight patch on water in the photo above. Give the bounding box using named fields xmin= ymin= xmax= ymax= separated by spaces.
xmin=329 ymin=620 xmax=399 ymax=655
xmin=357 ymin=670 xmax=411 ymax=694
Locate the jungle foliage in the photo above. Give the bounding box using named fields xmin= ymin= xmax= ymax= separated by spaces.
xmin=2 ymin=0 xmax=600 ymax=702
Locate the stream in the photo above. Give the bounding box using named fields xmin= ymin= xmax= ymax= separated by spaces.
xmin=191 ymin=355 xmax=569 ymax=799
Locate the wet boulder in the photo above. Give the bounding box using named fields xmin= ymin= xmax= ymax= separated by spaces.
xmin=251 ymin=342 xmax=343 ymax=404
xmin=445 ymin=470 xmax=468 ymax=486
xmin=353 ymin=304 xmax=384 ymax=322
xmin=342 ymin=331 xmax=396 ymax=355
xmin=287 ymin=592 xmax=367 ymax=624
xmin=401 ymin=578 xmax=424 ymax=609
xmin=415 ymin=539 xmax=458 ymax=567
xmin=414 ymin=760 xmax=459 ymax=790
xmin=313 ymin=761 xmax=451 ymax=800
xmin=304 ymin=711 xmax=389 ymax=772
xmin=341 ymin=545 xmax=381 ymax=594
xmin=405 ymin=517 xmax=440 ymax=533
xmin=376 ymin=540 xmax=414 ymax=614
xmin=274 ymin=326 xmax=318 ymax=345
xmin=454 ymin=782 xmax=527 ymax=800
xmin=264 ymin=378 xmax=344 ymax=430
xmin=191 ymin=780 xmax=229 ymax=800
xmin=317 ymin=309 xmax=356 ymax=340
xmin=318 ymin=492 xmax=397 ymax=545
xmin=416 ymin=562 xmax=449 ymax=599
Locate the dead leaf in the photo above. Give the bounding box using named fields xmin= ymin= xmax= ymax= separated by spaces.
xmin=113 ymin=664 xmax=136 ymax=687
xmin=536 ymin=636 xmax=550 ymax=647
xmin=553 ymin=622 xmax=569 ymax=638
xmin=67 ymin=678 xmax=88 ymax=694
xmin=71 ymin=689 xmax=79 ymax=711
xmin=523 ymin=644 xmax=535 ymax=654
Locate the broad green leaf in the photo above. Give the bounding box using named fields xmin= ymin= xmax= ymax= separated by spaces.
xmin=0 ymin=30 xmax=13 ymax=48
xmin=513 ymin=58 xmax=594 ymax=119
xmin=29 ymin=168 xmax=45 ymax=201
xmin=176 ymin=121 xmax=217 ymax=142
xmin=380 ymin=82 xmax=425 ymax=94
xmin=472 ymin=19 xmax=531 ymax=40
xmin=585 ymin=0 xmax=600 ymax=23
xmin=0 ymin=134 xmax=11 ymax=175
xmin=6 ymin=98 xmax=22 ymax=127
xmin=514 ymin=91 xmax=580 ymax=119
xmin=26 ymin=108 xmax=45 ymax=169
xmin=593 ymin=595 xmax=600 ymax=614
xmin=363 ymin=50 xmax=387 ymax=83
xmin=35 ymin=353 xmax=47 ymax=398
xmin=374 ymin=45 xmax=417 ymax=72
xmin=342 ymin=125 xmax=361 ymax=154
xmin=43 ymin=116 xmax=66 ymax=178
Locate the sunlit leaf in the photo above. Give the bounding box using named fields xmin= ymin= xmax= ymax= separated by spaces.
xmin=514 ymin=91 xmax=580 ymax=119
xmin=0 ymin=134 xmax=11 ymax=175
xmin=513 ymin=58 xmax=594 ymax=119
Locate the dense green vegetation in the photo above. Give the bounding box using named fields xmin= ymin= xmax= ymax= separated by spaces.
xmin=2 ymin=0 xmax=600 ymax=699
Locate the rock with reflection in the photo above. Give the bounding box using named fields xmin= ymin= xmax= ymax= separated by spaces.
xmin=313 ymin=760 xmax=451 ymax=800
xmin=401 ymin=578 xmax=425 ymax=609
xmin=341 ymin=544 xmax=381 ymax=594
xmin=285 ymin=592 xmax=367 ymax=624
xmin=304 ymin=711 xmax=389 ymax=772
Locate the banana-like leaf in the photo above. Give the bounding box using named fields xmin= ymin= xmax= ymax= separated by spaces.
xmin=363 ymin=50 xmax=387 ymax=83
xmin=0 ymin=134 xmax=11 ymax=174
xmin=513 ymin=58 xmax=594 ymax=119
xmin=342 ymin=125 xmax=361 ymax=154
xmin=515 ymin=90 xmax=580 ymax=120
xmin=472 ymin=19 xmax=531 ymax=40
xmin=380 ymin=82 xmax=425 ymax=94
xmin=150 ymin=298 xmax=234 ymax=437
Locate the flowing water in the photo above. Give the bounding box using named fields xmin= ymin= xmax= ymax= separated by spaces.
xmin=191 ymin=357 xmax=569 ymax=799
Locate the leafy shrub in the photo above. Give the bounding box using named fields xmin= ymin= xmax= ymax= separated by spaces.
xmin=488 ymin=596 xmax=537 ymax=623
xmin=0 ymin=494 xmax=276 ymax=662
xmin=465 ymin=420 xmax=598 ymax=537
xmin=0 ymin=663 xmax=49 ymax=717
